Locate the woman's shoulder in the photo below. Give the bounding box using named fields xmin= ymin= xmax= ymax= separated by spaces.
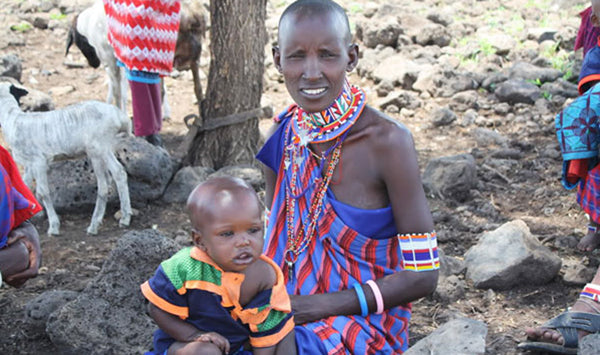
xmin=358 ymin=105 xmax=414 ymax=148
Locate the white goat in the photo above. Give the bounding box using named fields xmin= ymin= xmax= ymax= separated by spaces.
xmin=0 ymin=83 xmax=132 ymax=236
xmin=66 ymin=0 xmax=207 ymax=118
xmin=66 ymin=0 xmax=128 ymax=113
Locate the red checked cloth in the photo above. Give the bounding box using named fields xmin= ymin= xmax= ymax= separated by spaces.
xmin=103 ymin=0 xmax=181 ymax=75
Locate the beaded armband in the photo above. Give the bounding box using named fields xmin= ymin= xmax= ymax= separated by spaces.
xmin=398 ymin=231 xmax=440 ymax=272
xmin=581 ymin=283 xmax=600 ymax=302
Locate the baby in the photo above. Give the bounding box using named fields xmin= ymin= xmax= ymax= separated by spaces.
xmin=141 ymin=176 xmax=296 ymax=355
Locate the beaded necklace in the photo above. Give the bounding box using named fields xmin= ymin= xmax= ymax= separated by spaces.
xmin=283 ymin=81 xmax=366 ymax=270
xmin=292 ymin=80 xmax=366 ymax=144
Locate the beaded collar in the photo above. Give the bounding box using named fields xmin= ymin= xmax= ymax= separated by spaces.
xmin=291 ymin=80 xmax=366 ymax=144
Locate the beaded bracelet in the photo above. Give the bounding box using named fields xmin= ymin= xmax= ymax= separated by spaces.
xmin=353 ymin=283 xmax=369 ymax=317
xmin=581 ymin=283 xmax=600 ymax=302
xmin=398 ymin=231 xmax=440 ymax=272
xmin=366 ymin=280 xmax=384 ymax=314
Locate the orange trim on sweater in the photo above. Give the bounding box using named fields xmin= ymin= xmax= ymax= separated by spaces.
xmin=579 ymin=74 xmax=600 ymax=94
xmin=249 ymin=316 xmax=295 ymax=348
xmin=140 ymin=281 xmax=189 ymax=319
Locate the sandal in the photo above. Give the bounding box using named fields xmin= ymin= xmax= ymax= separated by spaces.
xmin=518 ymin=310 xmax=600 ymax=354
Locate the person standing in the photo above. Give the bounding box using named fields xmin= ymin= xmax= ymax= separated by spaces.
xmin=103 ymin=0 xmax=182 ymax=147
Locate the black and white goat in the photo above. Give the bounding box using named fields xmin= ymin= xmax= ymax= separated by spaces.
xmin=0 ymin=83 xmax=132 ymax=236
xmin=65 ymin=0 xmax=207 ymax=117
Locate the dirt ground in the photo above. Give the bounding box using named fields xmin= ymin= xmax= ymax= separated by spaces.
xmin=0 ymin=0 xmax=595 ymax=354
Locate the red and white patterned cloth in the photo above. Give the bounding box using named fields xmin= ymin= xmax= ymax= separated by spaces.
xmin=103 ymin=0 xmax=181 ymax=75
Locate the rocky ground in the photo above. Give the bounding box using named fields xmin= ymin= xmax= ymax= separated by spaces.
xmin=0 ymin=0 xmax=596 ymax=354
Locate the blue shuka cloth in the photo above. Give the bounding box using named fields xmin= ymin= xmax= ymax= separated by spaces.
xmin=556 ymin=82 xmax=600 ymax=189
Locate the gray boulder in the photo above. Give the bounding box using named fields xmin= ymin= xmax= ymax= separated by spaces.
xmin=465 ymin=220 xmax=562 ymax=290
xmin=405 ymin=318 xmax=487 ymax=355
xmin=423 ymin=154 xmax=477 ymax=202
xmin=162 ymin=166 xmax=215 ymax=204
xmin=46 ymin=230 xmax=180 ymax=354
xmin=494 ymin=79 xmax=541 ymax=105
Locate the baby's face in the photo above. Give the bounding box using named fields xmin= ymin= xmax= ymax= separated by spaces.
xmin=193 ymin=191 xmax=264 ymax=273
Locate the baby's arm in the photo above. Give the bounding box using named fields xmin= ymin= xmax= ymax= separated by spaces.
xmin=253 ymin=330 xmax=297 ymax=355
xmin=148 ymin=303 xmax=230 ymax=353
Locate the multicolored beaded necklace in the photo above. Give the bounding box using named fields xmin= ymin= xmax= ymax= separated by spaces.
xmin=291 ymin=80 xmax=366 ymax=144
xmin=283 ymin=81 xmax=367 ymax=270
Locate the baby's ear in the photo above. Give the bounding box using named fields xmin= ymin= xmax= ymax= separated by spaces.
xmin=192 ymin=230 xmax=206 ymax=250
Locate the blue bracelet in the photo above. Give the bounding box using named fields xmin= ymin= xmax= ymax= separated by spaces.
xmin=353 ymin=283 xmax=369 ymax=317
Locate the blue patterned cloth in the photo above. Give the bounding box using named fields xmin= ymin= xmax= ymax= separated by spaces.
xmin=556 ymin=82 xmax=600 ymax=189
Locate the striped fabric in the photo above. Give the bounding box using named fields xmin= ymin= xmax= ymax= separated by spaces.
xmin=577 ymin=163 xmax=600 ymax=225
xmin=0 ymin=146 xmax=42 ymax=229
xmin=263 ymin=114 xmax=412 ymax=354
xmin=0 ymin=164 xmax=33 ymax=248
xmin=581 ymin=283 xmax=600 ymax=302
xmin=103 ymin=0 xmax=181 ymax=75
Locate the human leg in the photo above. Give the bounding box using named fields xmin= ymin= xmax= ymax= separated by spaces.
xmin=578 ymin=219 xmax=600 ymax=251
xmin=0 ymin=241 xmax=29 ymax=283
xmin=520 ymin=267 xmax=600 ymax=353
xmin=129 ymin=80 xmax=162 ymax=140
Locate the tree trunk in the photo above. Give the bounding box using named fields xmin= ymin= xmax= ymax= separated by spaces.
xmin=183 ymin=0 xmax=267 ymax=169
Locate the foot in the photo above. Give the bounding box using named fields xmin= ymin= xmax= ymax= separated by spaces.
xmin=578 ymin=226 xmax=600 ymax=252
xmin=144 ymin=134 xmax=163 ymax=148
xmin=524 ymin=297 xmax=600 ymax=346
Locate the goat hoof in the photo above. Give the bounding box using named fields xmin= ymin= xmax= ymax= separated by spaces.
xmin=119 ymin=216 xmax=131 ymax=227
xmin=47 ymin=228 xmax=60 ymax=236
xmin=86 ymin=225 xmax=98 ymax=235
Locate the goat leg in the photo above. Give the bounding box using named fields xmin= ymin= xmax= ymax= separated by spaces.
xmin=31 ymin=164 xmax=60 ymax=235
xmin=87 ymin=156 xmax=109 ymax=235
xmin=105 ymin=152 xmax=131 ymax=227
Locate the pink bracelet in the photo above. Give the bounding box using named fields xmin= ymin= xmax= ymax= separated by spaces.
xmin=366 ymin=280 xmax=384 ymax=314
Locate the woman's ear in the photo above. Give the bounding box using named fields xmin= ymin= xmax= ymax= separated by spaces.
xmin=593 ymin=13 xmax=600 ymax=28
xmin=346 ymin=43 xmax=359 ymax=72
xmin=273 ymin=46 xmax=283 ymax=73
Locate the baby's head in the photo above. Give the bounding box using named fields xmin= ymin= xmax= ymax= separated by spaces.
xmin=186 ymin=176 xmax=264 ymax=273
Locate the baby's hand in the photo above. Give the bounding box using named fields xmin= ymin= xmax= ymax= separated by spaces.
xmin=195 ymin=332 xmax=230 ymax=354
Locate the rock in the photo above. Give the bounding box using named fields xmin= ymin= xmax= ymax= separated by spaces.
xmin=376 ymin=90 xmax=421 ymax=111
xmin=431 ymin=107 xmax=457 ymax=127
xmin=209 ymin=164 xmax=265 ymax=192
xmin=449 ymin=90 xmax=479 ymax=112
xmin=423 ymin=154 xmax=477 ymax=202
xmin=527 ymin=27 xmax=558 ymax=43
xmin=439 ymin=249 xmax=466 ymax=277
xmin=434 ymin=275 xmax=466 ymax=303
xmin=415 ymin=24 xmax=451 ymax=47
xmin=48 ymin=85 xmax=75 ymax=96
xmin=562 ymin=260 xmax=597 ymax=286
xmin=46 ymin=230 xmax=181 ymax=354
xmin=162 ymin=166 xmax=215 ymax=204
xmin=0 ymin=54 xmax=22 ymax=81
xmin=372 ymin=54 xmax=422 ymax=88
xmin=508 ymin=61 xmax=562 ymax=83
xmin=494 ymin=79 xmax=541 ymax=105
xmin=357 ymin=18 xmax=402 ymax=48
xmin=540 ymin=80 xmax=578 ymax=99
xmin=115 ymin=136 xmax=175 ymax=203
xmin=48 ymin=136 xmax=174 ymax=212
xmin=465 ymin=220 xmax=562 ymax=290
xmin=405 ymin=318 xmax=487 ymax=355
xmin=24 ymin=290 xmax=79 ymax=337
xmin=580 ymin=333 xmax=600 ymax=355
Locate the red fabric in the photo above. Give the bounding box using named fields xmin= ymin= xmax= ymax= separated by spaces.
xmin=567 ymin=159 xmax=589 ymax=184
xmin=129 ymin=80 xmax=162 ymax=136
xmin=575 ymin=7 xmax=600 ymax=58
xmin=0 ymin=146 xmax=42 ymax=228
xmin=103 ymin=0 xmax=181 ymax=75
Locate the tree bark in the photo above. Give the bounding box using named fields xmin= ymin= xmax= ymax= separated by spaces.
xmin=183 ymin=0 xmax=267 ymax=169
